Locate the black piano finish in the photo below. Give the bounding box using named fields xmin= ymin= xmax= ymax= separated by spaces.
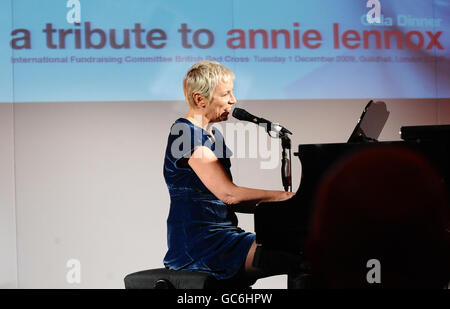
xmin=254 ymin=140 xmax=450 ymax=252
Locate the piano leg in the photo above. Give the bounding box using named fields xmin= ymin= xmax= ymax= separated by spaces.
xmin=253 ymin=245 xmax=312 ymax=288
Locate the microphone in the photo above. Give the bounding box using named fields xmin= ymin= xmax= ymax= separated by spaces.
xmin=232 ymin=108 xmax=292 ymax=136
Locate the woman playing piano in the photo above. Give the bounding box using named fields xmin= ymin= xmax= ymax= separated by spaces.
xmin=162 ymin=61 xmax=306 ymax=284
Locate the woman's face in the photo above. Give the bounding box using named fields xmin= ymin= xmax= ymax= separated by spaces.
xmin=204 ymin=78 xmax=236 ymax=123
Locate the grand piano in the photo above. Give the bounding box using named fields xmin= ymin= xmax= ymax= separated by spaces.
xmin=254 ymin=101 xmax=450 ymax=287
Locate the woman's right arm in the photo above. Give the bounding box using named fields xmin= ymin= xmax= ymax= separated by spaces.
xmin=188 ymin=146 xmax=294 ymax=212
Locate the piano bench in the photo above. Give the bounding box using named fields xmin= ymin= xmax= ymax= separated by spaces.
xmin=124 ymin=268 xmax=256 ymax=289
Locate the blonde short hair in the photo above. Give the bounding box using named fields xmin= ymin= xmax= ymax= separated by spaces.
xmin=183 ymin=61 xmax=235 ymax=108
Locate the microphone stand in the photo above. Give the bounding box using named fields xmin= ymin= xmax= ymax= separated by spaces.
xmin=266 ymin=123 xmax=292 ymax=192
xmin=280 ymin=132 xmax=292 ymax=192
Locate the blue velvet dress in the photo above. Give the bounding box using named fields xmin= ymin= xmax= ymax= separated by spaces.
xmin=163 ymin=118 xmax=255 ymax=279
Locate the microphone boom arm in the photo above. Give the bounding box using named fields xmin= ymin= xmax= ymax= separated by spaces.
xmin=232 ymin=107 xmax=293 ymax=191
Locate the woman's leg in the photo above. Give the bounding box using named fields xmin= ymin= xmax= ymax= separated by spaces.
xmin=244 ymin=240 xmax=265 ymax=276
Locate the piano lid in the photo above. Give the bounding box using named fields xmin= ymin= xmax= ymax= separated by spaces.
xmin=348 ymin=100 xmax=390 ymax=143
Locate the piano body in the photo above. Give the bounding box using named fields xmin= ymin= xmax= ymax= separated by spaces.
xmin=254 ymin=137 xmax=450 ymax=253
xmin=255 ymin=101 xmax=450 ymax=254
xmin=253 ymin=100 xmax=449 ymax=288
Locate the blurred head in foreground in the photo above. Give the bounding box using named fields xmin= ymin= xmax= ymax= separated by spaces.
xmin=307 ymin=145 xmax=449 ymax=289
